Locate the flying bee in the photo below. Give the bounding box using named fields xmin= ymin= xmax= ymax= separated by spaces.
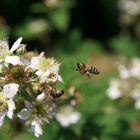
xmin=76 ymin=62 xmax=99 ymax=77
xmin=50 ymin=90 xmax=64 ymax=98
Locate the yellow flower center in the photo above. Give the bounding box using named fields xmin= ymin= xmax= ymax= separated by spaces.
xmin=37 ymin=58 xmax=52 ymax=71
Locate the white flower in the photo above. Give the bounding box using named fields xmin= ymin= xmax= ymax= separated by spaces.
xmin=118 ymin=64 xmax=130 ymax=79
xmin=118 ymin=58 xmax=140 ymax=79
xmin=106 ymin=87 xmax=122 ymax=100
xmin=0 ymin=37 xmax=22 ymax=60
xmin=18 ymin=103 xmax=43 ymax=137
xmin=130 ymin=58 xmax=140 ymax=78
xmin=134 ymin=99 xmax=140 ymax=110
xmin=40 ymin=63 xmax=63 ymax=83
xmin=131 ymin=89 xmax=140 ymax=100
xmin=45 ymin=0 xmax=60 ymax=7
xmin=31 ymin=119 xmax=43 ymax=137
xmin=17 ymin=101 xmax=43 ymax=137
xmin=29 ymin=53 xmax=63 ymax=83
xmin=17 ymin=98 xmax=54 ymax=137
xmin=118 ymin=0 xmax=140 ymax=15
xmin=18 ymin=105 xmax=43 ymax=138
xmin=106 ymin=79 xmax=122 ymax=100
xmin=0 ymin=83 xmax=19 ymax=126
xmin=56 ymin=106 xmax=81 ymax=127
xmin=5 ymin=56 xmax=24 ymax=66
xmin=29 ymin=53 xmax=55 ymax=73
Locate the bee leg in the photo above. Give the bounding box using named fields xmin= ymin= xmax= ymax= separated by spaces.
xmin=87 ymin=73 xmax=90 ymax=78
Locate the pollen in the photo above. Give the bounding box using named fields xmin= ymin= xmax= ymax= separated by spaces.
xmin=4 ymin=65 xmax=26 ymax=82
xmin=38 ymin=59 xmax=52 ymax=71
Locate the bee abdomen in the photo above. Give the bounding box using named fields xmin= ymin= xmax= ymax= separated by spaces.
xmin=50 ymin=90 xmax=64 ymax=98
xmin=89 ymin=66 xmax=99 ymax=74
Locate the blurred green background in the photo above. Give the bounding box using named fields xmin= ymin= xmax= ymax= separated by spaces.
xmin=1 ymin=0 xmax=140 ymax=140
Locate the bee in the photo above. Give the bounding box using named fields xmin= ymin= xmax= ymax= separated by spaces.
xmin=50 ymin=90 xmax=64 ymax=98
xmin=76 ymin=62 xmax=99 ymax=77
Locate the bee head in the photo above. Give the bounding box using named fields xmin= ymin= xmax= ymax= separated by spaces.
xmin=59 ymin=90 xmax=64 ymax=94
xmin=76 ymin=63 xmax=80 ymax=66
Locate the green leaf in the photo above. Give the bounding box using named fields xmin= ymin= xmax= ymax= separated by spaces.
xmin=110 ymin=35 xmax=139 ymax=57
xmin=50 ymin=8 xmax=70 ymax=32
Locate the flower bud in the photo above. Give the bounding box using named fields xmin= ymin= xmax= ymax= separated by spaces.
xmin=16 ymin=44 xmax=26 ymax=55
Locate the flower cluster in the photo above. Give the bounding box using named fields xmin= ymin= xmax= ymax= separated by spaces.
xmin=44 ymin=0 xmax=60 ymax=7
xmin=106 ymin=57 xmax=140 ymax=110
xmin=118 ymin=0 xmax=140 ymax=26
xmin=56 ymin=105 xmax=81 ymax=127
xmin=0 ymin=37 xmax=64 ymax=137
xmin=55 ymin=86 xmax=81 ymax=127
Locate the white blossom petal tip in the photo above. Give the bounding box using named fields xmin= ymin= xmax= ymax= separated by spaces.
xmin=36 ymin=93 xmax=46 ymax=102
xmin=5 ymin=56 xmax=24 ymax=66
xmin=31 ymin=120 xmax=43 ymax=137
xmin=7 ymin=99 xmax=16 ymax=119
xmin=10 ymin=37 xmax=23 ymax=53
xmin=4 ymin=83 xmax=19 ymax=99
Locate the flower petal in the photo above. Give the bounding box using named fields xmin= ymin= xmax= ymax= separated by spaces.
xmin=7 ymin=99 xmax=16 ymax=119
xmin=56 ymin=106 xmax=81 ymax=127
xmin=10 ymin=37 xmax=22 ymax=53
xmin=134 ymin=100 xmax=140 ymax=110
xmin=31 ymin=120 xmax=43 ymax=137
xmin=69 ymin=112 xmax=81 ymax=124
xmin=3 ymin=83 xmax=19 ymax=99
xmin=106 ymin=85 xmax=122 ymax=100
xmin=58 ymin=75 xmax=63 ymax=83
xmin=5 ymin=56 xmax=24 ymax=66
xmin=17 ymin=108 xmax=31 ymax=120
xmin=36 ymin=93 xmax=46 ymax=102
